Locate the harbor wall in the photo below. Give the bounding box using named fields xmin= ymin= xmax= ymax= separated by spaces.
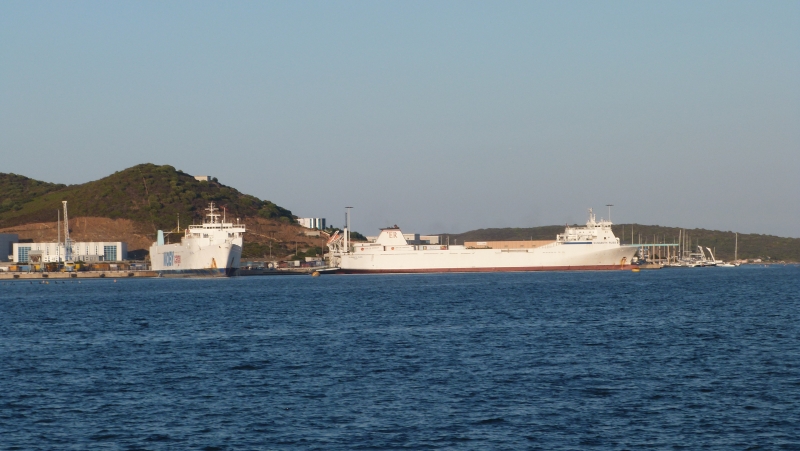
xmin=0 ymin=271 xmax=158 ymax=280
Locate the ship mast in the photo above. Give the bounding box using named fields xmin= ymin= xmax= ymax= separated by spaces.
xmin=205 ymin=202 xmax=221 ymax=225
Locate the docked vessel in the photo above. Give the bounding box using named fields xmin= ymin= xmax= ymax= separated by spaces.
xmin=149 ymin=203 xmax=245 ymax=276
xmin=327 ymin=209 xmax=636 ymax=273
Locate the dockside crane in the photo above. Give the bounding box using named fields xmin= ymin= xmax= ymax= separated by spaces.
xmin=63 ymin=201 xmax=72 ymax=262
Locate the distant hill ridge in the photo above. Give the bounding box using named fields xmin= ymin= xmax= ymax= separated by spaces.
xmin=0 ymin=164 xmax=293 ymax=231
xmin=445 ymin=225 xmax=800 ymax=262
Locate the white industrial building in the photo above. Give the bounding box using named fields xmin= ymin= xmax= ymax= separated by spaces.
xmin=298 ymin=217 xmax=326 ymax=230
xmin=12 ymin=242 xmax=127 ymax=263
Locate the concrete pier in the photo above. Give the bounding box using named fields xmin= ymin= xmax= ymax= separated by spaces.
xmin=0 ymin=271 xmax=158 ymax=280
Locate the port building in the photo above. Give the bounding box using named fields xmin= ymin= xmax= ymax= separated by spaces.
xmin=298 ymin=217 xmax=326 ymax=230
xmin=12 ymin=242 xmax=128 ymax=263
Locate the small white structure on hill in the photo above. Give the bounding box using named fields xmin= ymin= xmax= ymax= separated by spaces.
xmin=298 ymin=217 xmax=326 ymax=230
xmin=194 ymin=175 xmax=212 ymax=182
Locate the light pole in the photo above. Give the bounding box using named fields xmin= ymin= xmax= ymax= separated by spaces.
xmin=268 ymin=231 xmax=274 ymax=260
xmin=345 ymin=206 xmax=353 ymax=251
xmin=606 ymin=204 xmax=614 ymax=223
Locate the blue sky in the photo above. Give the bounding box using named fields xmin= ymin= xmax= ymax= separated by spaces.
xmin=2 ymin=1 xmax=798 ymax=237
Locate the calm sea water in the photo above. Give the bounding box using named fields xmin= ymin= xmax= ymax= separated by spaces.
xmin=2 ymin=266 xmax=799 ymax=450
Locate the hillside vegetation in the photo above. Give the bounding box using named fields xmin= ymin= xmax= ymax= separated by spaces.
xmin=445 ymin=224 xmax=800 ymax=262
xmin=0 ymin=173 xmax=65 ymax=215
xmin=0 ymin=164 xmax=293 ymax=231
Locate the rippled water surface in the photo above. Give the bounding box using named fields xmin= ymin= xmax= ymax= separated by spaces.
xmin=2 ymin=266 xmax=800 ymax=450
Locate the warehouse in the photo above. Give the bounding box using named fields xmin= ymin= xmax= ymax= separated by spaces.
xmin=12 ymin=242 xmax=127 ymax=263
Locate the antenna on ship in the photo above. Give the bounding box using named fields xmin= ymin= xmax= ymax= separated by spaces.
xmin=205 ymin=202 xmax=221 ymax=224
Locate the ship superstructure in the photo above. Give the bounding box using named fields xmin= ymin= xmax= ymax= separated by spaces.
xmin=149 ymin=202 xmax=245 ymax=276
xmin=327 ymin=209 xmax=636 ymax=273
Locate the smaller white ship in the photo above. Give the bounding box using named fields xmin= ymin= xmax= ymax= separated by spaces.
xmin=149 ymin=202 xmax=245 ymax=277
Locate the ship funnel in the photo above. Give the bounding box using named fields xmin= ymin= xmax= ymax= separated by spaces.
xmin=157 ymin=230 xmax=164 ymax=246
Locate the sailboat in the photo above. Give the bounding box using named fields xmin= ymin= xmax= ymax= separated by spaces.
xmin=717 ymin=232 xmax=739 ymax=267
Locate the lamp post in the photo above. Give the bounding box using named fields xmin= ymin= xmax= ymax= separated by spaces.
xmin=345 ymin=206 xmax=353 ymax=252
xmin=606 ymin=204 xmax=613 ymax=223
xmin=268 ymin=230 xmax=275 ymax=260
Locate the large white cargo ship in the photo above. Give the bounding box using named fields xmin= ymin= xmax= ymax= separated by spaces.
xmin=327 ymin=209 xmax=636 ymax=273
xmin=149 ymin=203 xmax=245 ymax=277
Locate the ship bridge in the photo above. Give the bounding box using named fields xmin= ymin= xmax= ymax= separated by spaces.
xmin=557 ymin=208 xmax=618 ymax=243
xmin=186 ymin=202 xmax=245 ymax=238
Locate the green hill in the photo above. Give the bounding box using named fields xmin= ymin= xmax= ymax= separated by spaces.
xmin=0 ymin=173 xmax=65 ymax=215
xmin=0 ymin=164 xmax=293 ymax=231
xmin=445 ymin=224 xmax=800 ymax=262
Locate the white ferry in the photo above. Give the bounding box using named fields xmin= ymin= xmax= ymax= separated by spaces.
xmin=328 ymin=209 xmax=636 ymax=273
xmin=149 ymin=202 xmax=245 ymax=277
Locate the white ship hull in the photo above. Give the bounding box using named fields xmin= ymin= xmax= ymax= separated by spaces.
xmin=329 ymin=209 xmax=637 ymax=274
xmin=339 ymin=242 xmax=635 ymax=273
xmin=150 ymin=239 xmax=243 ymax=277
xmin=149 ymin=202 xmax=246 ymax=277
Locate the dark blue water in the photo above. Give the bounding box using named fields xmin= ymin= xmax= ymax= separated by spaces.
xmin=2 ymin=266 xmax=799 ymax=450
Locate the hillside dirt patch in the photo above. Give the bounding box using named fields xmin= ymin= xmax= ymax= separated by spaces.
xmin=1 ymin=217 xmax=152 ymax=250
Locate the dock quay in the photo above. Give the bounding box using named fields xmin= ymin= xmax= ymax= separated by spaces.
xmin=1 ymin=268 xmax=338 ymax=280
xmin=1 ymin=271 xmax=158 ymax=280
xmin=239 ymin=267 xmax=338 ymax=276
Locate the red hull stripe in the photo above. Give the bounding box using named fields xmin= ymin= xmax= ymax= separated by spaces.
xmin=339 ymin=265 xmax=634 ymax=274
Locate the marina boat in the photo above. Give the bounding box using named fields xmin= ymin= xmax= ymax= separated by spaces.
xmin=718 ymin=232 xmax=740 ymax=267
xmin=327 ymin=209 xmax=637 ymax=273
xmin=675 ymin=246 xmax=715 ymax=267
xmin=704 ymin=247 xmax=718 ymax=267
xmin=149 ymin=202 xmax=245 ymax=276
